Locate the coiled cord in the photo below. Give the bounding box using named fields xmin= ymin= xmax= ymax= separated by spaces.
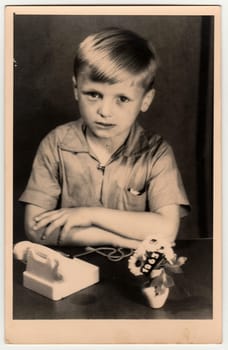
xmin=73 ymin=246 xmax=134 ymax=262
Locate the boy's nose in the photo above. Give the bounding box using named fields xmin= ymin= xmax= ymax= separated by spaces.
xmin=97 ymin=100 xmax=112 ymax=118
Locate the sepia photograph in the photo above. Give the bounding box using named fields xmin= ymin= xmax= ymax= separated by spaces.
xmin=5 ymin=5 xmax=221 ymax=344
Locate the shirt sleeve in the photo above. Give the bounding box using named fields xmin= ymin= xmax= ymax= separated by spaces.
xmin=147 ymin=140 xmax=190 ymax=217
xmin=19 ymin=130 xmax=61 ymax=210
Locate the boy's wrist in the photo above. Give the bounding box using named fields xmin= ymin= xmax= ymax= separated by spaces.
xmin=89 ymin=207 xmax=103 ymax=226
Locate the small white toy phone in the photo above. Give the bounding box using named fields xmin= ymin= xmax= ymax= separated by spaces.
xmin=14 ymin=241 xmax=99 ymax=301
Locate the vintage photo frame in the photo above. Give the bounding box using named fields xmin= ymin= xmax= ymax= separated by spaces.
xmin=5 ymin=5 xmax=221 ymax=344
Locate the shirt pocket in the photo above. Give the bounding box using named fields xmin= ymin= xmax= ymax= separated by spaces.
xmin=117 ymin=185 xmax=147 ymax=211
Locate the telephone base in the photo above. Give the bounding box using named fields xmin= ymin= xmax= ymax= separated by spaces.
xmin=23 ymin=257 xmax=99 ymax=301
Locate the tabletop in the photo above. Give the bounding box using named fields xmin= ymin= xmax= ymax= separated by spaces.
xmin=13 ymin=238 xmax=213 ymax=320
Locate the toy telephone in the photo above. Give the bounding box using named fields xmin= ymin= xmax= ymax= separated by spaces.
xmin=13 ymin=241 xmax=99 ymax=301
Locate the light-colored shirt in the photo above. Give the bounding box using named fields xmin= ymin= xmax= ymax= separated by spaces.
xmin=19 ymin=119 xmax=190 ymax=216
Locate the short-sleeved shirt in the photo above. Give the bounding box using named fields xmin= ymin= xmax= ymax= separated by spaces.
xmin=19 ymin=119 xmax=190 ymax=216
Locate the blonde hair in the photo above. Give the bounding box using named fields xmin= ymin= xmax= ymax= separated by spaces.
xmin=73 ymin=28 xmax=158 ymax=91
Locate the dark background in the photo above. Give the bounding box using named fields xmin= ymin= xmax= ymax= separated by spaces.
xmin=13 ymin=15 xmax=214 ymax=241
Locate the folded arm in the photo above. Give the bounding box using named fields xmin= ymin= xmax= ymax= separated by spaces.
xmin=24 ymin=204 xmax=139 ymax=248
xmin=28 ymin=203 xmax=180 ymax=246
xmin=91 ymin=205 xmax=180 ymax=243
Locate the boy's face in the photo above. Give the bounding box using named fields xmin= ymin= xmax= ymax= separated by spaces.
xmin=73 ymin=70 xmax=155 ymax=142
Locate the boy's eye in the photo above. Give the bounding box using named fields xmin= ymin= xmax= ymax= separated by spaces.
xmin=117 ymin=96 xmax=130 ymax=103
xmin=83 ymin=91 xmax=101 ymax=100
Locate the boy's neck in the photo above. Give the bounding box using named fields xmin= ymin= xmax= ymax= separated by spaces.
xmin=85 ymin=129 xmax=129 ymax=165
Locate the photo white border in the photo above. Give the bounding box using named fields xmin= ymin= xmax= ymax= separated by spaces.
xmin=1 ymin=1 xmax=227 ymax=349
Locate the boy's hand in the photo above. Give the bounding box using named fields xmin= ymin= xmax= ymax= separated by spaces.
xmin=33 ymin=208 xmax=92 ymax=243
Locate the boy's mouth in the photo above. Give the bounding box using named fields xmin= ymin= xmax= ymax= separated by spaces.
xmin=95 ymin=121 xmax=116 ymax=129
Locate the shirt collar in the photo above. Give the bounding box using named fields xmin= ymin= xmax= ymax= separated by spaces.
xmin=121 ymin=122 xmax=154 ymax=157
xmin=59 ymin=118 xmax=153 ymax=157
xmin=59 ymin=119 xmax=89 ymax=153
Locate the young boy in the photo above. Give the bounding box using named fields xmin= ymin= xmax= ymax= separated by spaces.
xmin=19 ymin=28 xmax=190 ymax=249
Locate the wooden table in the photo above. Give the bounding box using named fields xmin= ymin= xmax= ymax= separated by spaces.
xmin=13 ymin=239 xmax=212 ymax=319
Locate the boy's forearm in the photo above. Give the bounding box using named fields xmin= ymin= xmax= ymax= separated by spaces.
xmin=25 ymin=204 xmax=178 ymax=247
xmin=25 ymin=204 xmax=139 ymax=248
xmin=27 ymin=224 xmax=139 ymax=249
xmin=60 ymin=226 xmax=139 ymax=249
xmin=90 ymin=206 xmax=179 ymax=243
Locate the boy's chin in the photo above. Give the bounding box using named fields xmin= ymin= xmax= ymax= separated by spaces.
xmin=92 ymin=129 xmax=128 ymax=143
xmin=90 ymin=129 xmax=113 ymax=138
xmin=89 ymin=127 xmax=117 ymax=139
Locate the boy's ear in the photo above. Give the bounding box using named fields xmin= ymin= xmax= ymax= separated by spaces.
xmin=141 ymin=88 xmax=156 ymax=112
xmin=72 ymin=76 xmax=78 ymax=101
